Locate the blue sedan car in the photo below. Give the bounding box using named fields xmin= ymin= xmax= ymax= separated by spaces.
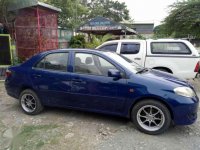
xmin=5 ymin=49 xmax=199 ymax=134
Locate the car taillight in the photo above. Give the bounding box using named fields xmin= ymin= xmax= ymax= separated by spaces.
xmin=5 ymin=69 xmax=12 ymax=78
xmin=194 ymin=61 xmax=200 ymax=72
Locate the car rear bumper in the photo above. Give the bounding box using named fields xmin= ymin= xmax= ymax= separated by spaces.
xmin=5 ymin=81 xmax=19 ymax=99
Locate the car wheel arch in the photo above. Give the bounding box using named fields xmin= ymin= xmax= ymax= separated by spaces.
xmin=18 ymin=85 xmax=36 ymax=98
xmin=129 ymin=96 xmax=174 ymax=121
xmin=152 ymin=67 xmax=173 ymax=74
xmin=19 ymin=89 xmax=44 ymax=115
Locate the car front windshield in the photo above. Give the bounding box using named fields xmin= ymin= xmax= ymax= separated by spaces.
xmin=103 ymin=52 xmax=143 ymax=73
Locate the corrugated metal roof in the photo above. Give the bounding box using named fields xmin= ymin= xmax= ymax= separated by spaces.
xmin=38 ymin=2 xmax=61 ymax=12
xmin=77 ymin=16 xmax=137 ymax=35
xmin=8 ymin=0 xmax=61 ymax=12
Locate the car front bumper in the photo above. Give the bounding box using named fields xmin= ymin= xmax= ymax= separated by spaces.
xmin=172 ymin=96 xmax=199 ymax=125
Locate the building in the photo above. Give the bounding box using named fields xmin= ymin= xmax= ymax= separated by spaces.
xmin=78 ymin=16 xmax=137 ymax=37
xmin=121 ymin=21 xmax=155 ymax=38
xmin=58 ymin=27 xmax=73 ymax=49
xmin=8 ymin=0 xmax=61 ymax=60
xmin=133 ymin=22 xmax=154 ymax=38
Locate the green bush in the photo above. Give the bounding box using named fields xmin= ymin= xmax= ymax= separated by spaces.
xmin=85 ymin=34 xmax=114 ymax=49
xmin=12 ymin=56 xmax=23 ymax=65
xmin=69 ymin=34 xmax=114 ymax=49
xmin=69 ymin=35 xmax=86 ymax=48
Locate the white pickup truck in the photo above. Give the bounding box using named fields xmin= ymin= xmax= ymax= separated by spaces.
xmin=96 ymin=39 xmax=200 ymax=79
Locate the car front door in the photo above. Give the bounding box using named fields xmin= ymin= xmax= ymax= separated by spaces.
xmin=30 ymin=52 xmax=71 ymax=107
xmin=70 ymin=52 xmax=128 ymax=114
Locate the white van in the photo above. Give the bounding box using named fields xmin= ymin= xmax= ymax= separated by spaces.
xmin=96 ymin=39 xmax=200 ymax=79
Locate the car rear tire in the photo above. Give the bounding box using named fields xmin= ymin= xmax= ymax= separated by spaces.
xmin=19 ymin=89 xmax=44 ymax=115
xmin=131 ymin=100 xmax=171 ymax=135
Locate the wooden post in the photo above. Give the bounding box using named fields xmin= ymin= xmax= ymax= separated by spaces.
xmin=37 ymin=7 xmax=41 ymax=53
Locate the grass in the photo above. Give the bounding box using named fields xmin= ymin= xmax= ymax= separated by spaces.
xmin=0 ymin=120 xmax=7 ymax=148
xmin=0 ymin=119 xmax=6 ymax=132
xmin=10 ymin=124 xmax=61 ymax=150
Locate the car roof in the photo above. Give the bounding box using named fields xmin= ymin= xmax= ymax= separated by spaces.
xmin=21 ymin=48 xmax=112 ymax=67
xmin=39 ymin=48 xmax=105 ymax=55
xmin=100 ymin=39 xmax=145 ymax=44
xmin=97 ymin=39 xmax=189 ymax=46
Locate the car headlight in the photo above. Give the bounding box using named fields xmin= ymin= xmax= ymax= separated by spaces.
xmin=174 ymin=87 xmax=195 ymax=98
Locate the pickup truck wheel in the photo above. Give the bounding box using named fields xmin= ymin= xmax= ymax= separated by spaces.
xmin=19 ymin=89 xmax=44 ymax=115
xmin=131 ymin=100 xmax=171 ymax=135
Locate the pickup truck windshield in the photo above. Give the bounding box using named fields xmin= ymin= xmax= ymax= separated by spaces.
xmin=103 ymin=52 xmax=143 ymax=73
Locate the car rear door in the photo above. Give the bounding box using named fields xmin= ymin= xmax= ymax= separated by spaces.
xmin=70 ymin=51 xmax=128 ymax=114
xmin=30 ymin=52 xmax=71 ymax=107
xmin=118 ymin=41 xmax=146 ymax=66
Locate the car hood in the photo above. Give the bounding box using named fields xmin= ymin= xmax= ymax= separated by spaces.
xmin=140 ymin=69 xmax=190 ymax=87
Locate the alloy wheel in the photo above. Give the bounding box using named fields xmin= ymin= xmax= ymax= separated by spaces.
xmin=136 ymin=105 xmax=165 ymax=132
xmin=21 ymin=94 xmax=36 ymax=113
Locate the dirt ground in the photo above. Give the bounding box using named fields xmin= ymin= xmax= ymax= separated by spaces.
xmin=0 ymin=79 xmax=200 ymax=150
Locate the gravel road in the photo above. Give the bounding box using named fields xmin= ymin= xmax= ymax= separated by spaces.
xmin=0 ymin=79 xmax=200 ymax=150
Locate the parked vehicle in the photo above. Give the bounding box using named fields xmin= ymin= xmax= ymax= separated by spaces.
xmin=96 ymin=39 xmax=200 ymax=79
xmin=5 ymin=49 xmax=199 ymax=135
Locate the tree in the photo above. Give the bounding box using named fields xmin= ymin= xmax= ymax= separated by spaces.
xmin=86 ymin=0 xmax=130 ymax=22
xmin=153 ymin=24 xmax=170 ymax=38
xmin=156 ymin=0 xmax=200 ymax=38
xmin=44 ymin=0 xmax=131 ymax=29
xmin=42 ymin=0 xmax=89 ymax=29
xmin=0 ymin=0 xmax=11 ymax=24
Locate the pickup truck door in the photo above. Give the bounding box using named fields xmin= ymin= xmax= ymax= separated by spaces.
xmin=117 ymin=41 xmax=146 ymax=66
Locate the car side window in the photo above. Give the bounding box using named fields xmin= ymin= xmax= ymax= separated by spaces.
xmin=98 ymin=44 xmax=117 ymax=52
xmin=151 ymin=42 xmax=191 ymax=54
xmin=74 ymin=53 xmax=117 ymax=76
xmin=35 ymin=53 xmax=68 ymax=72
xmin=120 ymin=43 xmax=140 ymax=54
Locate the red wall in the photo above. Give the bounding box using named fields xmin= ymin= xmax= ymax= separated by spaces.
xmin=15 ymin=6 xmax=59 ymax=60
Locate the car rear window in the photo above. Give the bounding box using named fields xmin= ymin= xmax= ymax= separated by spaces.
xmin=35 ymin=53 xmax=68 ymax=72
xmin=151 ymin=42 xmax=191 ymax=54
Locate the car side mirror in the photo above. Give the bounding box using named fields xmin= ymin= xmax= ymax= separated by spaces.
xmin=108 ymin=69 xmax=122 ymax=79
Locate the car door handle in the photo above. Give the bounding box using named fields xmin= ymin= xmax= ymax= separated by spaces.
xmin=134 ymin=58 xmax=141 ymax=60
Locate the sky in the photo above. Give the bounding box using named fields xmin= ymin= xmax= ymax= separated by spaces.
xmin=117 ymin=0 xmax=178 ymax=26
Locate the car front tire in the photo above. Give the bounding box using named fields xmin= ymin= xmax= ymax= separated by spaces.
xmin=19 ymin=89 xmax=44 ymax=115
xmin=131 ymin=100 xmax=171 ymax=135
